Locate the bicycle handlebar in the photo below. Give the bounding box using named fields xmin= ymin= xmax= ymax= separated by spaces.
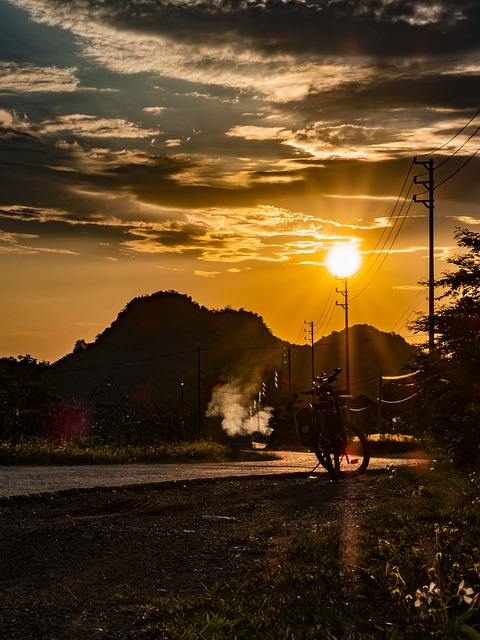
xmin=301 ymin=368 xmax=342 ymax=394
xmin=313 ymin=367 xmax=342 ymax=385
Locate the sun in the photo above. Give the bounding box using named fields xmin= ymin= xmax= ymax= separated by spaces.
xmin=326 ymin=244 xmax=362 ymax=278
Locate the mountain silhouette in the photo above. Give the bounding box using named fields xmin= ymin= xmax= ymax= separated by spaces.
xmin=46 ymin=291 xmax=418 ymax=413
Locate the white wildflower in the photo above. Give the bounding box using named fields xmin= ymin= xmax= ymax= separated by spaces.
xmin=457 ymin=580 xmax=475 ymax=605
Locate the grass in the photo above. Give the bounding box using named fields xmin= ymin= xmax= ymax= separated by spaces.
xmin=0 ymin=438 xmax=278 ymax=465
xmin=367 ymin=438 xmax=428 ymax=458
xmin=134 ymin=463 xmax=480 ymax=639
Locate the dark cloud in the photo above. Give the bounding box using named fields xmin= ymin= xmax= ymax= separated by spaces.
xmin=25 ymin=0 xmax=480 ymax=58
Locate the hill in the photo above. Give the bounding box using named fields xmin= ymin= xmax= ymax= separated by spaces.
xmin=46 ymin=291 xmax=418 ymax=427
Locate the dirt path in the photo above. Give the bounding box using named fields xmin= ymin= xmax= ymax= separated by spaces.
xmin=0 ymin=471 xmax=404 ymax=640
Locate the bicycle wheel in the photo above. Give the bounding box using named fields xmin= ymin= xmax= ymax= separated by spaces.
xmin=313 ymin=418 xmax=370 ymax=478
xmin=311 ymin=412 xmax=337 ymax=479
xmin=332 ymin=421 xmax=370 ymax=476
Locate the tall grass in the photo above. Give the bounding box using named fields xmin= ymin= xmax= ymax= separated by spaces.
xmin=138 ymin=465 xmax=480 ymax=639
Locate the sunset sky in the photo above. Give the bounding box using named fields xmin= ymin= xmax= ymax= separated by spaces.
xmin=1 ymin=0 xmax=480 ymax=363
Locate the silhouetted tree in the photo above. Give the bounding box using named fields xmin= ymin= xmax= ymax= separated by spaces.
xmin=409 ymin=228 xmax=480 ymax=467
xmin=73 ymin=339 xmax=88 ymax=352
xmin=0 ymin=355 xmax=55 ymax=440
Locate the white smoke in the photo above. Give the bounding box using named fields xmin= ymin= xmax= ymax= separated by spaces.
xmin=206 ymin=381 xmax=273 ymax=437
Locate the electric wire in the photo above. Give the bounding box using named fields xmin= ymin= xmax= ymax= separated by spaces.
xmin=435 ymin=144 xmax=480 ymax=189
xmin=350 ymin=159 xmax=415 ymax=286
xmin=314 ymin=278 xmax=336 ymax=329
xmin=390 ymin=287 xmax=426 ymax=334
xmin=417 ymin=108 xmax=480 ymax=158
xmin=434 ymin=124 xmax=480 ymax=169
xmin=348 ymin=164 xmax=416 ymax=298
xmin=316 ymin=297 xmax=338 ymax=340
xmin=314 ymin=279 xmax=337 ymax=338
xmin=349 ymin=196 xmax=415 ymax=302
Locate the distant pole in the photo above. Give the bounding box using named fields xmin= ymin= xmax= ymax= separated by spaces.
xmin=283 ymin=346 xmax=291 ymax=395
xmin=180 ymin=382 xmax=184 ymax=426
xmin=304 ymin=321 xmax=315 ymax=380
xmin=414 ymin=157 xmax=435 ymax=353
xmin=108 ymin=374 xmax=123 ymax=399
xmin=378 ymin=375 xmax=383 ymax=432
xmin=336 ymin=278 xmax=350 ymax=395
xmin=197 ymin=345 xmax=202 ymax=439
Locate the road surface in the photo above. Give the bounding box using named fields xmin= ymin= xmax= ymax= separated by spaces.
xmin=0 ymin=451 xmax=426 ymax=498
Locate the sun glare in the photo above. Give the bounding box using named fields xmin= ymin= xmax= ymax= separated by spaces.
xmin=326 ymin=244 xmax=361 ymax=278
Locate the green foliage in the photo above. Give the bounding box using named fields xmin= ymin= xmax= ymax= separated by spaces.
xmin=136 ymin=465 xmax=480 ymax=639
xmin=145 ymin=524 xmax=345 ymax=639
xmin=0 ymin=438 xmax=234 ymax=465
xmin=409 ymin=228 xmax=480 ymax=468
xmin=366 ymin=438 xmax=426 ymax=457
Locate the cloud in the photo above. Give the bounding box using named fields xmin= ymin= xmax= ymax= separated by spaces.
xmin=0 ymin=109 xmax=159 ymax=140
xmin=451 ymin=215 xmax=480 ymax=226
xmin=0 ymin=62 xmax=80 ymax=93
xmin=11 ymin=0 xmax=480 ymax=57
xmin=194 ymin=270 xmax=221 ymax=278
xmin=227 ymin=126 xmax=288 ymax=141
xmin=0 ymin=200 xmax=372 ymax=264
xmin=0 ymin=226 xmax=78 ymax=255
xmin=7 ymin=0 xmax=480 ymax=115
xmin=118 ymin=204 xmax=372 ymax=263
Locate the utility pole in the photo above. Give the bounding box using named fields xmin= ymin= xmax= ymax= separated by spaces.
xmin=335 ymin=278 xmax=351 ymax=395
xmin=197 ymin=344 xmax=202 ymax=439
xmin=283 ymin=346 xmax=291 ymax=395
xmin=413 ymin=157 xmax=435 ymax=353
xmin=304 ymin=321 xmax=315 ymax=380
xmin=180 ymin=382 xmax=184 ymax=429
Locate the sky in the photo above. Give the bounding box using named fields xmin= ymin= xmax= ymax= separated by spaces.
xmin=1 ymin=0 xmax=480 ymax=363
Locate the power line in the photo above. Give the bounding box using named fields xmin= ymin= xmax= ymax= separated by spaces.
xmin=350 ymin=159 xmax=415 ymax=287
xmin=435 ymin=124 xmax=480 ymax=169
xmin=418 ymin=108 xmax=480 ymax=157
xmin=390 ymin=287 xmax=426 ymax=334
xmin=314 ymin=279 xmax=337 ymax=337
xmin=349 ymin=196 xmax=415 ymax=302
xmin=436 ymin=144 xmax=480 ymax=189
xmin=347 ymin=161 xmax=417 ymax=300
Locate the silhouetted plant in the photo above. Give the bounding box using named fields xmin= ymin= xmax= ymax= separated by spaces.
xmin=0 ymin=355 xmax=55 ymax=441
xmin=410 ymin=228 xmax=480 ymax=468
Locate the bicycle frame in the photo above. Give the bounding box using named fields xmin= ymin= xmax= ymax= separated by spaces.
xmin=296 ymin=368 xmax=370 ymax=479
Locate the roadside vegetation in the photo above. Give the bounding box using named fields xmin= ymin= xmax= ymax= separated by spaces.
xmin=0 ymin=438 xmax=277 ymax=465
xmin=135 ymin=463 xmax=480 ymax=639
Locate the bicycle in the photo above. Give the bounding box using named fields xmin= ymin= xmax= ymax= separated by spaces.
xmin=295 ymin=368 xmax=370 ymax=480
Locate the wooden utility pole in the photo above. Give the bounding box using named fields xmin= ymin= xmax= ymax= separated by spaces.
xmin=304 ymin=321 xmax=315 ymax=380
xmin=414 ymin=157 xmax=435 ymax=353
xmin=197 ymin=344 xmax=202 ymax=439
xmin=336 ymin=278 xmax=351 ymax=395
xmin=283 ymin=346 xmax=291 ymax=395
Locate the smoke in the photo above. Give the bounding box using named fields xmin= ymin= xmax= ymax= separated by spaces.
xmin=206 ymin=381 xmax=273 ymax=437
